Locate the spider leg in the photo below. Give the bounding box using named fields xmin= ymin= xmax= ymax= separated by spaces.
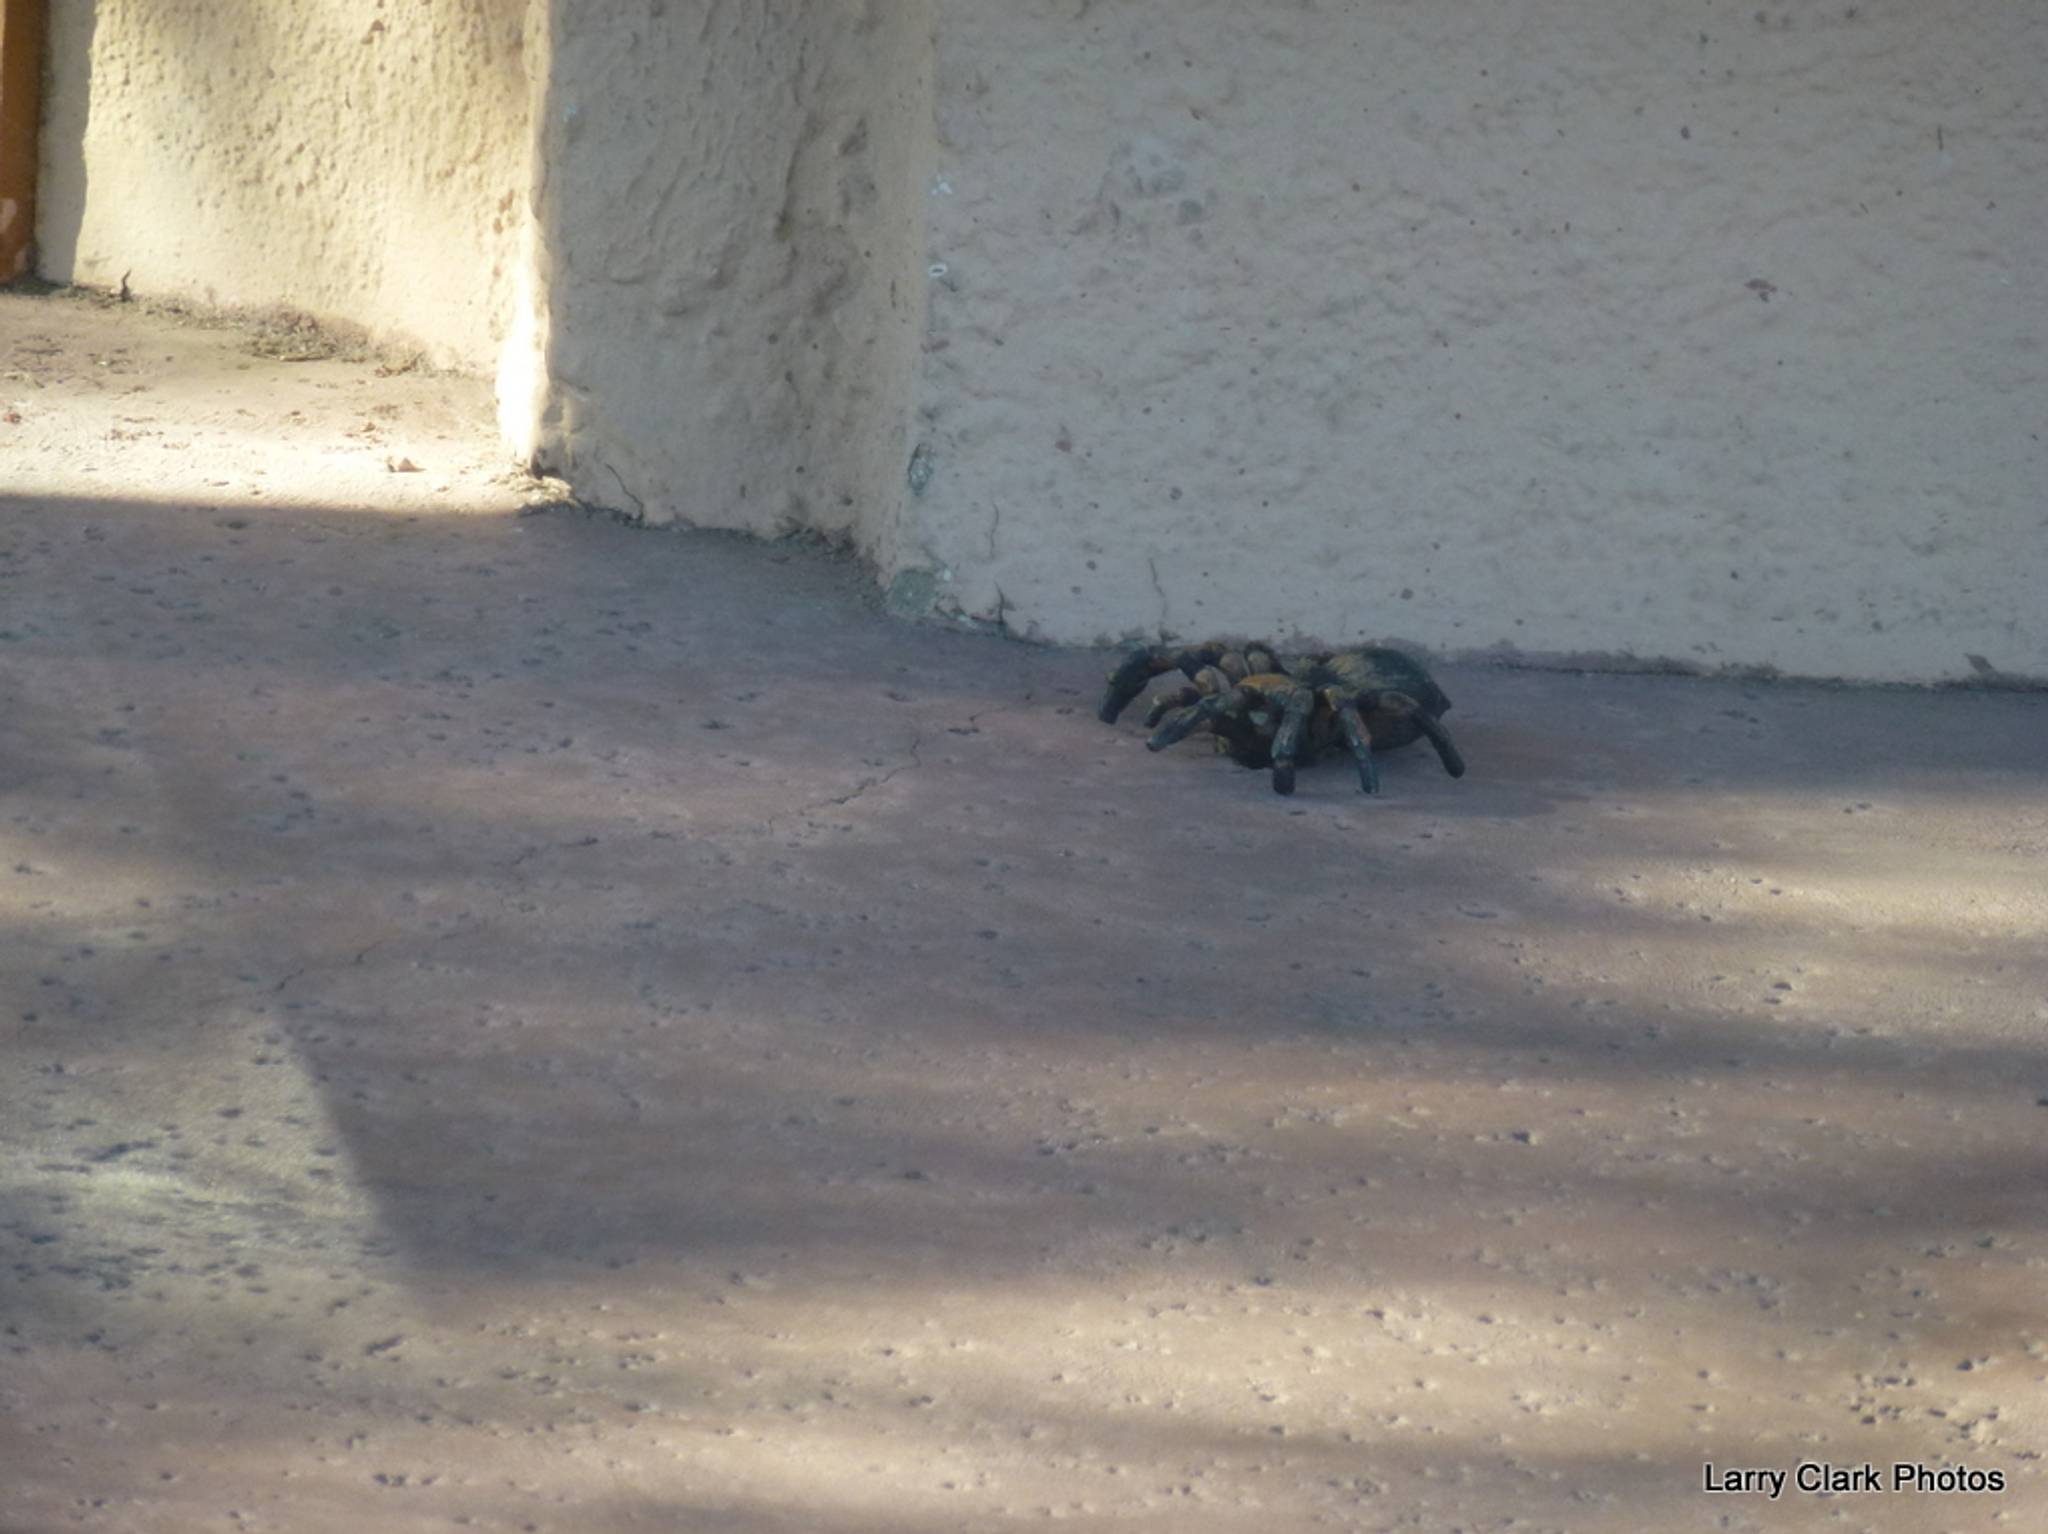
xmin=1147 ymin=684 xmax=1252 ymax=753
xmin=1142 ymin=665 xmax=1235 ymax=728
xmin=1333 ymin=697 xmax=1381 ymax=794
xmin=1373 ymin=690 xmax=1467 ymax=779
xmin=1415 ymin=713 xmax=1467 ymax=778
xmin=1143 ymin=684 xmax=1200 ymax=729
xmin=1098 ymin=641 xmax=1234 ymax=723
xmin=1267 ymin=683 xmax=1316 ymax=796
xmin=1100 ymin=646 xmax=1177 ymax=723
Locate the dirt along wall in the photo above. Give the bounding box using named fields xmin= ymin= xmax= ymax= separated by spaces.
xmin=897 ymin=0 xmax=2047 ymax=684
xmin=35 ymin=0 xmax=536 ymax=374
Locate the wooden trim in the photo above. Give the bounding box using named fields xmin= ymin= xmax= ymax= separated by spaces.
xmin=0 ymin=0 xmax=47 ymax=282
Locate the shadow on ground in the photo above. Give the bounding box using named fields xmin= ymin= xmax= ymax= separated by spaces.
xmin=5 ymin=487 xmax=2046 ymax=1533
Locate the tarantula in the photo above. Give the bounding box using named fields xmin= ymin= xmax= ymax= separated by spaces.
xmin=1100 ymin=641 xmax=1466 ymax=796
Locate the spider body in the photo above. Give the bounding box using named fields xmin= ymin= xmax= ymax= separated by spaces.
xmin=1106 ymin=640 xmax=1465 ymax=796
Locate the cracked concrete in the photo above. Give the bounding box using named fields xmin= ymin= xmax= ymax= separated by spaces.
xmin=4 ymin=293 xmax=2048 ymax=1533
xmin=776 ymin=729 xmax=928 ymax=831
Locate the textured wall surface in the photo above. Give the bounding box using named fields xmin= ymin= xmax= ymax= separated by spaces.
xmin=32 ymin=1 xmax=2044 ymax=682
xmin=527 ymin=0 xmax=934 ymax=563
xmin=37 ymin=0 xmax=534 ymax=373
xmin=904 ymin=0 xmax=2046 ymax=682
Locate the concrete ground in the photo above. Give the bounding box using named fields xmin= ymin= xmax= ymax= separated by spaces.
xmin=3 ymin=292 xmax=2045 ymax=1534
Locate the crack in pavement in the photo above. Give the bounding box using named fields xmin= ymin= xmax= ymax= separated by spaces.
xmin=813 ymin=728 xmax=925 ymax=810
xmin=761 ymin=729 xmax=928 ymax=837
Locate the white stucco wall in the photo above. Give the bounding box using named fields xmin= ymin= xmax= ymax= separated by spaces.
xmin=522 ymin=0 xmax=935 ymax=566
xmin=37 ymin=0 xmax=535 ymax=374
xmin=900 ymin=0 xmax=2047 ymax=683
xmin=31 ymin=1 xmax=2044 ymax=683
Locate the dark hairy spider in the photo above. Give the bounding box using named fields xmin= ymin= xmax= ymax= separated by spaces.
xmin=1102 ymin=641 xmax=1466 ymax=796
